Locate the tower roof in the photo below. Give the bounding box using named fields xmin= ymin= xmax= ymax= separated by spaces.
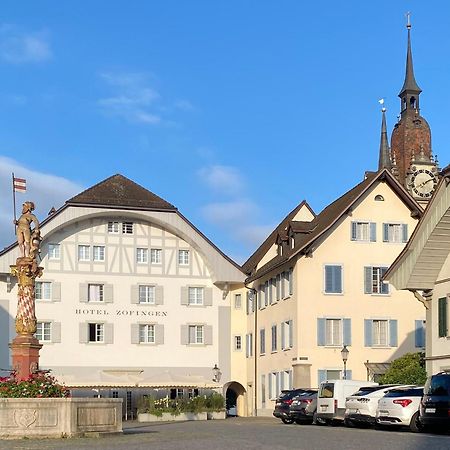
xmin=399 ymin=22 xmax=422 ymax=96
xmin=378 ymin=108 xmax=392 ymax=171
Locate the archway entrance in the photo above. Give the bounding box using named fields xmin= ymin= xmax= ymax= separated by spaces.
xmin=225 ymin=381 xmax=246 ymax=417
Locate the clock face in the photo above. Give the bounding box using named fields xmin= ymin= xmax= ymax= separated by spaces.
xmin=410 ymin=169 xmax=438 ymax=198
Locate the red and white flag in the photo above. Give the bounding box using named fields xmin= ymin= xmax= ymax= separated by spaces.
xmin=13 ymin=177 xmax=27 ymax=193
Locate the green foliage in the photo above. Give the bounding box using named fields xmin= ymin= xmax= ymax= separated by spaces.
xmin=0 ymin=373 xmax=70 ymax=398
xmin=205 ymin=392 xmax=225 ymax=412
xmin=378 ymin=352 xmax=427 ymax=385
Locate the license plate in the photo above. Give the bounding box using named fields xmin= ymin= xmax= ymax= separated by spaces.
xmin=320 ymin=405 xmax=327 ymax=411
xmin=425 ymin=408 xmax=436 ymax=413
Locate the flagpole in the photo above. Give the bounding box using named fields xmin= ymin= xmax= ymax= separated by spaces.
xmin=12 ymin=172 xmax=17 ymax=234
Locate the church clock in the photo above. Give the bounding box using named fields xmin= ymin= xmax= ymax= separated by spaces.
xmin=409 ymin=168 xmax=438 ymax=198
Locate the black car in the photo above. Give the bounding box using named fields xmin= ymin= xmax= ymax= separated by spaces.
xmin=420 ymin=371 xmax=450 ymax=430
xmin=273 ymin=389 xmax=310 ymax=424
xmin=289 ymin=390 xmax=318 ymax=424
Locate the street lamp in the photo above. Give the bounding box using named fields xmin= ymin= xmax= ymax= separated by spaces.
xmin=341 ymin=345 xmax=349 ymax=380
xmin=212 ymin=364 xmax=222 ymax=383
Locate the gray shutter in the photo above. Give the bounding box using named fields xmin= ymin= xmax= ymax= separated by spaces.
xmin=402 ymin=224 xmax=408 ymax=243
xmin=381 ymin=267 xmax=389 ymax=294
xmin=317 ymin=318 xmax=326 ymax=346
xmin=351 ymin=222 xmax=357 ymax=241
xmin=343 ymin=319 xmax=352 ymax=346
xmin=204 ymin=325 xmax=213 ymax=345
xmin=268 ymin=373 xmax=272 ymax=399
xmin=346 ymin=370 xmax=352 ymax=380
xmin=104 ymin=284 xmax=114 ymax=303
xmin=415 ymin=320 xmax=425 ymax=348
xmin=364 ymin=267 xmax=372 ymax=294
xmin=131 ymin=285 xmax=139 ymax=304
xmin=79 ymin=323 xmax=88 ymax=343
xmin=289 ymin=320 xmax=293 ymax=348
xmin=318 ymin=370 xmax=327 ymax=387
xmin=155 ymin=286 xmax=164 ymax=305
xmin=181 ymin=287 xmax=188 ymax=305
xmin=180 ymin=325 xmax=188 ymax=344
xmin=105 ymin=323 xmax=114 ymax=344
xmin=438 ymin=297 xmax=448 ymax=337
xmin=79 ymin=283 xmax=88 ymax=303
xmin=370 ymin=222 xmax=377 ymax=242
xmin=383 ymin=223 xmax=389 ymax=242
xmin=52 ymin=322 xmax=61 ymax=343
xmin=281 ymin=322 xmax=285 ymax=350
xmin=52 ymin=282 xmax=61 ymax=302
xmin=131 ymin=324 xmax=139 ymax=344
xmin=389 ymin=320 xmax=398 ymax=347
xmin=155 ymin=324 xmax=164 ymax=345
xmin=364 ymin=319 xmax=373 ymax=347
xmin=204 ymin=287 xmax=213 ymax=306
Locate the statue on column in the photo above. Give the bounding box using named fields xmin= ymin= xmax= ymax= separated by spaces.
xmin=14 ymin=201 xmax=41 ymax=259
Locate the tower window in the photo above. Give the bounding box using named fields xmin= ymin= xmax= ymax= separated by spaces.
xmin=410 ymin=96 xmax=416 ymax=109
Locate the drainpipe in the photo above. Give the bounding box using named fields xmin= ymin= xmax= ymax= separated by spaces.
xmin=245 ymin=284 xmax=257 ymax=416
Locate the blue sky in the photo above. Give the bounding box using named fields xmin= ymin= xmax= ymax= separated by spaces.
xmin=0 ymin=1 xmax=449 ymax=263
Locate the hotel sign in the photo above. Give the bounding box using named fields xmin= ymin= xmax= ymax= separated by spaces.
xmin=75 ymin=309 xmax=168 ymax=317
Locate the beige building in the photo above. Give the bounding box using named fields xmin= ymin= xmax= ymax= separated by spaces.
xmin=385 ymin=165 xmax=450 ymax=375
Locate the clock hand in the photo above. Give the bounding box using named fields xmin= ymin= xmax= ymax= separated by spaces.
xmin=417 ymin=178 xmax=434 ymax=188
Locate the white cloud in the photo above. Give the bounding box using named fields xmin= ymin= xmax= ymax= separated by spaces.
xmin=198 ymin=165 xmax=244 ymax=196
xmin=98 ymin=72 xmax=162 ymax=125
xmin=201 ymin=199 xmax=258 ymax=224
xmin=174 ymin=99 xmax=195 ymax=112
xmin=0 ymin=157 xmax=83 ymax=249
xmin=0 ymin=25 xmax=52 ymax=64
xmin=235 ymin=224 xmax=276 ymax=247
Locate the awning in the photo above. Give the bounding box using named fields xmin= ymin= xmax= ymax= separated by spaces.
xmin=364 ymin=362 xmax=391 ymax=375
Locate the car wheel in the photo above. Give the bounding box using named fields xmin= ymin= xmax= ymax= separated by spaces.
xmin=409 ymin=411 xmax=423 ymax=433
xmin=281 ymin=418 xmax=294 ymax=424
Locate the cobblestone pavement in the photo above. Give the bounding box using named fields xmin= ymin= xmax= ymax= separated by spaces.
xmin=0 ymin=417 xmax=449 ymax=450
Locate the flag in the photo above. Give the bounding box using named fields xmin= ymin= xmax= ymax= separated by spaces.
xmin=378 ymin=98 xmax=385 ymax=105
xmin=13 ymin=177 xmax=27 ymax=193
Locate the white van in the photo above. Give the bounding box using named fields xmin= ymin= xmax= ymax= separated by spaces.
xmin=316 ymin=380 xmax=378 ymax=424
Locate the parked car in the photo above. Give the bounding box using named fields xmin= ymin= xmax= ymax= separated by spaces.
xmin=289 ymin=390 xmax=318 ymax=424
xmin=420 ymin=371 xmax=450 ymax=430
xmin=376 ymin=386 xmax=424 ymax=432
xmin=273 ymin=389 xmax=311 ymax=424
xmin=316 ymin=380 xmax=378 ymax=425
xmin=344 ymin=385 xmax=407 ymax=427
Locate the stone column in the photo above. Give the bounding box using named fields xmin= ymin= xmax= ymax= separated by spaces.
xmin=9 ymin=257 xmax=43 ymax=380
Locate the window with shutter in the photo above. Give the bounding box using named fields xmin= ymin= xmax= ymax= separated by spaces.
xmin=438 ymin=297 xmax=448 ymax=338
xmin=351 ymin=221 xmax=375 ymax=242
xmin=364 ymin=267 xmax=389 ymax=295
xmin=324 ymin=265 xmax=342 ymax=294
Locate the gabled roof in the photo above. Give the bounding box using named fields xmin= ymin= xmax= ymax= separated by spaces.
xmin=67 ymin=174 xmax=177 ymax=211
xmin=244 ymin=169 xmax=422 ymax=282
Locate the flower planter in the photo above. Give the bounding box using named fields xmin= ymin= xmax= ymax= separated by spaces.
xmin=207 ymin=411 xmax=226 ymax=420
xmin=137 ymin=412 xmax=207 ymax=422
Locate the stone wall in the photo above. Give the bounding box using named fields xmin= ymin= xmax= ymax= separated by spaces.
xmin=0 ymin=397 xmax=122 ymax=438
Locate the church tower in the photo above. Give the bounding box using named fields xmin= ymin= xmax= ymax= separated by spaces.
xmin=390 ymin=16 xmax=439 ymax=203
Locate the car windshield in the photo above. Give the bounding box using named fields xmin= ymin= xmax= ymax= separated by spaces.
xmin=384 ymin=388 xmax=423 ymax=398
xmin=425 ymin=375 xmax=450 ymax=396
xmin=319 ymin=383 xmax=334 ymax=398
xmin=278 ymin=389 xmax=305 ymax=401
xmin=352 ymin=386 xmax=382 ymax=396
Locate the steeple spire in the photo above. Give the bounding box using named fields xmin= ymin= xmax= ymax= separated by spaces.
xmin=378 ymin=106 xmax=392 ymax=171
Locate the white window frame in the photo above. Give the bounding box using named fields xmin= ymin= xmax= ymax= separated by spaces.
xmin=48 ymin=243 xmax=60 ymax=260
xmin=369 ymin=266 xmax=389 ymax=295
xmin=122 ymin=222 xmax=134 ymax=234
xmin=108 ymin=222 xmax=120 ymax=233
xmin=93 ymin=245 xmax=105 ymax=262
xmin=36 ymin=322 xmax=51 ymax=342
xmin=188 ymin=287 xmax=204 ymax=305
xmin=372 ymin=319 xmax=389 ymax=347
xmin=282 ymin=320 xmax=293 ymax=350
xmin=352 ymin=221 xmax=371 ymax=242
xmin=88 ymin=323 xmax=104 ymax=343
xmin=271 ymin=324 xmax=277 ymax=352
xmin=188 ymin=325 xmax=204 ymax=344
xmin=35 ymin=281 xmax=52 ymax=301
xmin=384 ymin=223 xmax=404 ymax=243
xmin=325 ymin=318 xmax=343 ymax=346
xmin=178 ymin=249 xmax=190 ymax=265
xmin=150 ymin=248 xmax=162 ymax=264
xmin=136 ymin=248 xmax=148 ymax=264
xmin=139 ymin=324 xmax=155 ymax=344
xmin=88 ymin=284 xmax=104 ymax=302
xmin=139 ymin=285 xmax=155 ymax=304
xmin=78 ymin=245 xmax=90 ymax=261
xmin=234 ymin=294 xmax=242 ymax=309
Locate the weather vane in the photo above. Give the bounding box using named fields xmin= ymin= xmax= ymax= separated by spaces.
xmin=378 ymin=98 xmax=386 ymax=113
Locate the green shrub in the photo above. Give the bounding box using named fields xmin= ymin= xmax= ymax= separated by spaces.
xmin=205 ymin=392 xmax=225 ymax=412
xmin=379 ymin=352 xmax=427 ymax=385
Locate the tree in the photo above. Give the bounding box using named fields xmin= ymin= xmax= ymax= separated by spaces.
xmin=379 ymin=352 xmax=427 ymax=385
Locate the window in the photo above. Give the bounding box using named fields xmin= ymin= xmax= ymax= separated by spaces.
xmin=178 ymin=250 xmax=189 ymax=265
xmin=268 ymin=372 xmax=280 ymax=399
xmin=48 ymin=244 xmax=60 ymax=260
xmin=246 ymin=290 xmax=255 ymax=315
xmin=288 ymin=268 xmax=293 ymax=295
xmin=88 ymin=323 xmax=104 ymax=342
xmin=415 ymin=320 xmax=426 ymax=348
xmin=234 ymin=294 xmax=242 ymax=309
xmin=281 ymin=320 xmax=293 ymax=350
xmin=364 ymin=266 xmax=389 ymax=295
xmin=374 ymin=195 xmax=384 ymax=201
xmin=188 ymin=287 xmax=204 ymax=305
xmin=351 ymin=221 xmax=376 ymax=242
xmin=35 ymin=281 xmax=51 ymax=300
xmin=139 ymin=324 xmax=155 ymax=343
xmin=93 ymin=246 xmax=105 ymax=262
xmin=264 ymin=280 xmax=269 ymax=307
xmin=372 ymin=319 xmax=389 ymax=346
xmin=260 ymin=328 xmax=266 ymax=355
xmin=317 ymin=318 xmax=351 ymax=347
xmin=326 ymin=319 xmax=342 ymax=346
xmin=112 ymin=391 xmax=119 ymax=398
xmin=276 ymin=274 xmax=281 ymax=300
xmin=438 ymin=297 xmax=448 ymax=338
xmin=188 ymin=325 xmax=204 ymax=344
xmin=108 ymin=222 xmax=120 ymax=233
xmin=122 ymin=222 xmax=133 ymax=234
xmin=78 ymin=245 xmax=90 ymax=261
xmin=136 ymin=248 xmax=148 ymax=264
xmin=246 ymin=333 xmax=253 ymax=357
xmin=139 ymin=285 xmax=155 ymax=304
xmin=234 ymin=335 xmax=242 ymax=351
xmin=88 ymin=284 xmax=104 ymax=302
xmin=258 ymin=283 xmax=265 ymax=309
xmin=324 ymin=265 xmax=343 ymax=294
xmin=150 ymin=248 xmax=162 ymax=264
xmin=383 ymin=223 xmax=408 ymax=243
xmin=36 ymin=322 xmax=51 ymax=342
xmin=271 ymin=325 xmax=277 ymax=352
xmin=261 ymin=375 xmax=266 ymax=407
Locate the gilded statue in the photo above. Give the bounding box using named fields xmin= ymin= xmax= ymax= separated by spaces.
xmin=14 ymin=201 xmax=40 ymax=259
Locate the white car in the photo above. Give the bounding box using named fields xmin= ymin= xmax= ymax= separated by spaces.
xmin=376 ymin=386 xmax=424 ymax=432
xmin=344 ymin=385 xmax=407 ymax=427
